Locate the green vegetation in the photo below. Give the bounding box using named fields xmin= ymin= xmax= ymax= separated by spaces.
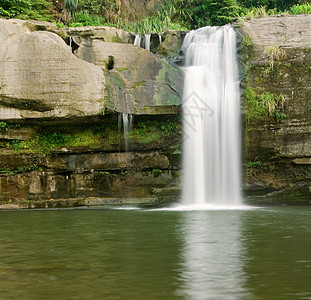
xmin=0 ymin=121 xmax=7 ymax=130
xmin=8 ymin=125 xmax=107 ymax=153
xmin=132 ymin=118 xmax=180 ymax=136
xmin=0 ymin=164 xmax=42 ymax=176
xmin=1 ymin=0 xmax=311 ymax=32
xmin=238 ymin=6 xmax=278 ymax=20
xmin=246 ymin=160 xmax=262 ymax=168
xmin=244 ymin=87 xmax=286 ymax=122
xmin=0 ymin=121 xmax=21 ymax=131
xmin=237 ymin=0 xmax=300 ymax=12
xmin=64 ymin=0 xmax=79 ymax=17
xmin=4 ymin=118 xmax=181 ymax=154
xmin=0 ymin=0 xmax=53 ymax=21
xmin=290 ymin=3 xmax=311 ymax=14
xmin=265 ymin=43 xmax=287 ymax=69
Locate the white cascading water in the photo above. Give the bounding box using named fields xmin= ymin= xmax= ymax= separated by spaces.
xmin=118 ymin=113 xmax=133 ymax=152
xmin=134 ymin=34 xmax=142 ymax=47
xmin=181 ymin=25 xmax=242 ymax=207
xmin=144 ymin=34 xmax=151 ymax=51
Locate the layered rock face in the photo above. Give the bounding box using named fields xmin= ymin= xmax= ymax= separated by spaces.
xmin=0 ymin=117 xmax=182 ymax=208
xmin=239 ymin=15 xmax=311 ymax=204
xmin=0 ymin=19 xmax=183 ymax=207
xmin=0 ymin=19 xmax=182 ymax=122
xmin=3 ymin=15 xmax=311 ymax=207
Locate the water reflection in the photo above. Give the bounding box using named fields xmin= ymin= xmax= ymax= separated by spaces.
xmin=241 ymin=207 xmax=311 ymax=300
xmin=177 ymin=211 xmax=251 ymax=299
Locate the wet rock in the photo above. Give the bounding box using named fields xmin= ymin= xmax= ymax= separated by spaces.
xmin=158 ymin=31 xmax=187 ymax=59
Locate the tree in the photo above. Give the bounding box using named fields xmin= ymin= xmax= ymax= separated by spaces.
xmin=189 ymin=0 xmax=241 ymax=27
xmin=64 ymin=0 xmax=79 ymax=16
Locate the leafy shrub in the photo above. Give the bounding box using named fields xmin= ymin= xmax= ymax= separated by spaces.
xmin=69 ymin=11 xmax=106 ymax=26
xmin=236 ymin=0 xmax=299 ymax=11
xmin=290 ymin=3 xmax=311 ymax=14
xmin=0 ymin=121 xmax=7 ymax=131
xmin=0 ymin=0 xmax=53 ymax=21
xmin=37 ymin=132 xmax=68 ymax=150
xmin=239 ymin=6 xmax=278 ymax=19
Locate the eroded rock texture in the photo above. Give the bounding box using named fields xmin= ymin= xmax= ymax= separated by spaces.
xmin=0 ymin=19 xmax=183 ymax=123
xmin=239 ymin=15 xmax=311 ymax=204
xmin=0 ymin=19 xmax=183 ymax=207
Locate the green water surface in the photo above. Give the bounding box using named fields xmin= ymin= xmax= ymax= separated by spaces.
xmin=0 ymin=206 xmax=311 ymax=299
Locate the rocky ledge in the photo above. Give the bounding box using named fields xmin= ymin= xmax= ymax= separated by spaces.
xmin=0 ymin=19 xmax=184 ymax=208
xmin=0 ymin=19 xmax=184 ymax=123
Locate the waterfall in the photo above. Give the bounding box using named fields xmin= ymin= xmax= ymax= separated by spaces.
xmin=159 ymin=35 xmax=162 ymax=45
xmin=118 ymin=113 xmax=133 ymax=152
xmin=181 ymin=26 xmax=242 ymax=206
xmin=144 ymin=34 xmax=151 ymax=51
xmin=134 ymin=34 xmax=142 ymax=47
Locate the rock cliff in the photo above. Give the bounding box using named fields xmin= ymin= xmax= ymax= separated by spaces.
xmin=0 ymin=18 xmax=183 ymax=208
xmin=2 ymin=15 xmax=311 ymax=208
xmin=0 ymin=19 xmax=182 ymax=123
xmin=239 ymin=15 xmax=311 ymax=204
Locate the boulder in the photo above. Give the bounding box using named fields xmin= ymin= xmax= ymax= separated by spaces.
xmin=64 ymin=25 xmax=134 ymax=43
xmin=0 ymin=18 xmax=183 ymax=121
xmin=75 ymin=39 xmax=183 ymax=114
xmin=0 ymin=19 xmax=105 ymax=122
xmin=158 ymin=30 xmax=187 ymax=59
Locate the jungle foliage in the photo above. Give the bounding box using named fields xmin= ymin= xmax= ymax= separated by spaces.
xmin=0 ymin=0 xmax=53 ymax=21
xmin=0 ymin=0 xmax=310 ymax=31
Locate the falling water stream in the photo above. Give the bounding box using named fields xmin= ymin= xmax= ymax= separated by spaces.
xmin=182 ymin=26 xmax=242 ymax=207
xmin=118 ymin=113 xmax=133 ymax=152
xmin=134 ymin=34 xmax=142 ymax=47
xmin=144 ymin=34 xmax=151 ymax=51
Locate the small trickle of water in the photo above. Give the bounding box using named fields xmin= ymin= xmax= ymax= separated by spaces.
xmin=159 ymin=35 xmax=162 ymax=45
xmin=144 ymin=34 xmax=151 ymax=51
xmin=134 ymin=34 xmax=142 ymax=47
xmin=181 ymin=26 xmax=242 ymax=206
xmin=118 ymin=113 xmax=133 ymax=152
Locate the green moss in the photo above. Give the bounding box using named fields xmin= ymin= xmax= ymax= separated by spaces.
xmin=243 ymin=86 xmax=266 ymax=122
xmin=128 ymin=129 xmax=162 ymax=144
xmin=117 ymin=68 xmax=129 ymax=72
xmin=155 ymin=64 xmax=182 ymax=106
xmin=242 ymin=36 xmax=252 ymax=48
xmin=243 ymin=86 xmax=286 ymax=123
xmin=246 ymin=160 xmax=262 ymax=168
xmin=0 ymin=122 xmax=21 ymax=131
xmin=0 ymin=164 xmax=42 ymax=176
xmin=110 ymin=36 xmax=123 ymax=43
xmin=8 ymin=125 xmax=108 ymax=153
xmin=0 ymin=121 xmax=7 ymax=131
